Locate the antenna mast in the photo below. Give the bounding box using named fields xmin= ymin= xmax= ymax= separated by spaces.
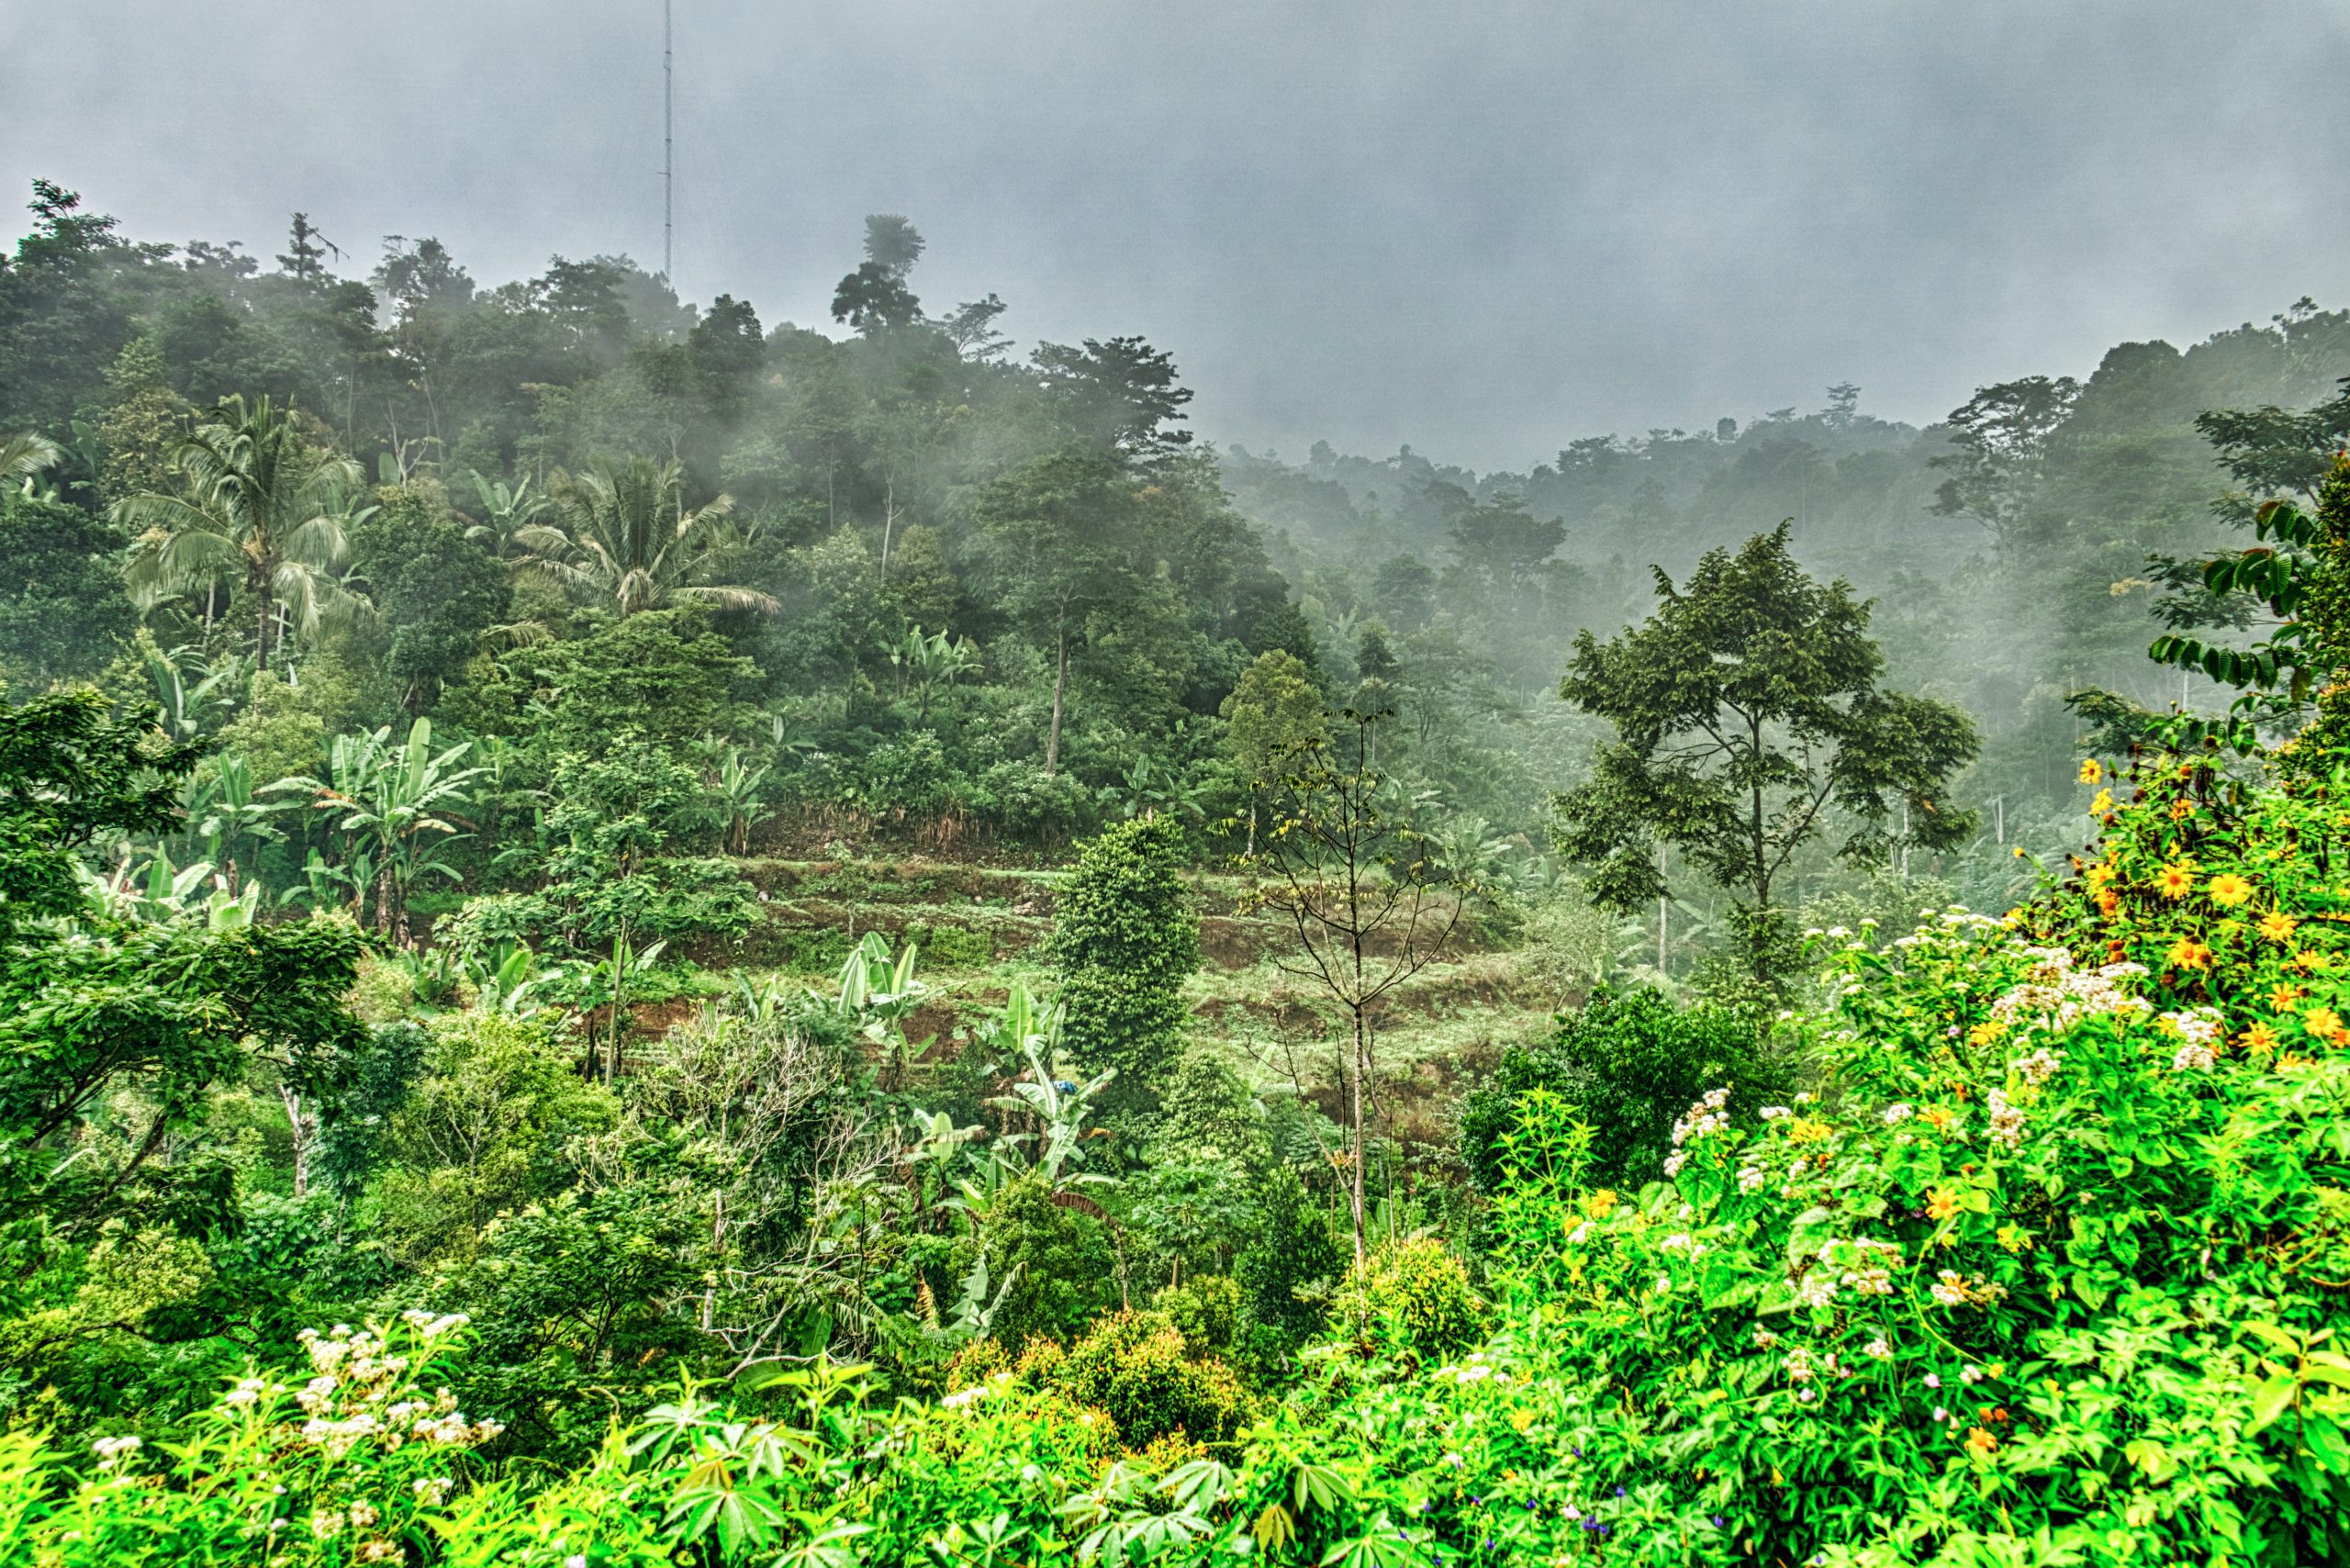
xmin=663 ymin=0 xmax=674 ymax=285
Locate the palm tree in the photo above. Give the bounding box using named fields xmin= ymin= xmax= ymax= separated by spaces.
xmin=114 ymin=396 xmax=371 ymax=669
xmin=0 ymin=432 xmax=62 ymax=493
xmin=513 ymin=456 xmax=778 ymax=617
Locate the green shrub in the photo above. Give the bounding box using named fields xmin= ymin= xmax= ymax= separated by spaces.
xmin=1456 ymin=981 xmax=1793 ymax=1191
xmin=977 ymin=1175 xmax=1119 ymax=1350
xmin=1152 ymin=1272 xmax=1242 ymax=1359
xmin=1333 ymin=1236 xmax=1483 ymax=1360
xmin=1051 ymin=1309 xmax=1248 ymax=1449
xmin=1233 ymin=1165 xmax=1344 ymax=1359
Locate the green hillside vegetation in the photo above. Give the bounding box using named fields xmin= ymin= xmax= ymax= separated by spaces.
xmin=6 ymin=182 xmax=2350 ymax=1563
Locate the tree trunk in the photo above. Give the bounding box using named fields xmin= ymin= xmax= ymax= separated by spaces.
xmin=278 ymin=1082 xmax=315 ymax=1199
xmin=1348 ymin=1002 xmax=1369 ymax=1271
xmin=1044 ymin=607 xmax=1069 ymax=777
xmin=253 ymin=568 xmax=274 ymax=671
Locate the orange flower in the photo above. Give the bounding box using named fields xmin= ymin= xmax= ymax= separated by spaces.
xmin=2261 ymin=911 xmax=2300 ymax=944
xmin=2156 ymin=863 xmax=2197 ymax=900
xmin=1926 ymin=1187 xmax=1959 ymax=1221
xmin=1965 ymin=1426 xmax=1999 ymax=1459
xmin=2240 ymin=1022 xmax=2279 ymax=1055
xmin=2095 ymin=888 xmax=2121 ymax=918
xmin=2208 ymin=874 xmax=2254 ymax=908
xmin=2167 ymin=938 xmax=2212 ymax=970
xmin=2170 ymin=798 xmax=2196 ymax=821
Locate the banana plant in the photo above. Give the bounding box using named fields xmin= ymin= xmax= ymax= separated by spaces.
xmin=465 ymin=942 xmax=564 ymax=1016
xmin=460 ymin=471 xmax=550 ymax=555
xmin=976 ymin=984 xmax=1115 ymax=1192
xmin=82 ymin=849 xmax=263 ymax=929
xmin=267 ymin=715 xmax=486 ymax=944
xmin=186 ymin=754 xmax=282 ymax=872
xmin=711 ymin=742 xmax=777 ymax=855
xmin=144 ymin=643 xmax=248 ymax=741
xmin=889 ymin=626 xmax=981 ymax=721
xmin=1099 ymin=754 xmax=1212 ymax=823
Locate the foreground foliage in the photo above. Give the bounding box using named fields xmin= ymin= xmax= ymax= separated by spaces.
xmin=14 ymin=756 xmax=2350 ymax=1564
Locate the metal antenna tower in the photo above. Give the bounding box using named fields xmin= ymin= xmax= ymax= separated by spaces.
xmin=663 ymin=0 xmax=674 ymax=285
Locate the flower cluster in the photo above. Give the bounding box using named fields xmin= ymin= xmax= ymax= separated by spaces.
xmin=1986 ymin=1088 xmax=2026 ymax=1149
xmin=283 ymin=1319 xmax=499 ymax=1458
xmin=1661 ymin=1086 xmax=1731 ymax=1178
xmin=1928 ymin=1270 xmax=2005 ymax=1309
xmin=1987 ymin=947 xmax=2149 ymax=1038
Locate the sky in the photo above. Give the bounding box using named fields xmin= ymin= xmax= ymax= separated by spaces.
xmin=6 ymin=1 xmax=2350 ymax=472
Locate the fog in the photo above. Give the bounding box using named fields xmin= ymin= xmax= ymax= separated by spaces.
xmin=6 ymin=1 xmax=2349 ymax=466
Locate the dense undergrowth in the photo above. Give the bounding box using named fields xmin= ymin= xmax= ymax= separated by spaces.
xmin=11 ymin=751 xmax=2350 ymax=1565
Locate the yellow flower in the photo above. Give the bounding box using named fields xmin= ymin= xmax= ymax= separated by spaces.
xmin=2087 ymin=861 xmax=2118 ymax=890
xmin=2294 ymin=949 xmax=2332 ymax=973
xmin=2271 ymin=982 xmax=2307 ymax=1011
xmin=2156 ymin=863 xmax=2197 ymax=900
xmin=2171 ymin=797 xmax=2197 ymax=821
xmin=2095 ymin=888 xmax=2121 ymax=918
xmin=1926 ymin=1187 xmax=1959 ymax=1221
xmin=1965 ymin=1427 xmax=1999 ymax=1460
xmin=2167 ymin=938 xmax=2212 ymax=970
xmin=1966 ymin=1020 xmax=2004 ymax=1048
xmin=2240 ymin=1022 xmax=2279 ymax=1055
xmin=2079 ymin=758 xmax=2102 ymax=784
xmin=2208 ymin=874 xmax=2254 ymax=908
xmin=1585 ymin=1189 xmax=1617 ymax=1220
xmin=2303 ymin=1006 xmax=2343 ymax=1040
xmin=2091 ymin=789 xmax=2114 ymax=816
xmin=1996 ymin=1224 xmax=2033 ymax=1253
xmin=2261 ymin=911 xmax=2299 ymax=944
xmin=1787 ymin=1118 xmax=1832 ymax=1144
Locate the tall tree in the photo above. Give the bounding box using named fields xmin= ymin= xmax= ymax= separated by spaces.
xmin=1929 ymin=375 xmax=2081 ymax=553
xmin=1235 ymin=710 xmax=1463 ymax=1268
xmin=1556 ymin=524 xmax=1979 ymax=983
xmin=1031 ymin=336 xmax=1195 ymax=462
xmin=1220 ymin=648 xmax=1327 ymax=854
xmin=115 ymin=394 xmax=369 ymax=669
xmin=970 ymin=449 xmax=1141 ymax=775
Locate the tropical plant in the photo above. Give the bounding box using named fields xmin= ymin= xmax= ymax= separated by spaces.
xmin=460 ymin=470 xmax=550 ymax=554
xmin=267 ymin=715 xmax=486 ymax=944
xmin=890 ymin=625 xmax=981 ymax=720
xmin=0 ymin=431 xmax=62 ymax=492
xmin=114 ymin=395 xmax=372 ymax=668
xmin=514 ymin=455 xmax=778 ymax=617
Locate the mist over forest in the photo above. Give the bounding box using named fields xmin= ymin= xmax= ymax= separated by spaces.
xmin=10 ymin=9 xmax=2350 ymax=1561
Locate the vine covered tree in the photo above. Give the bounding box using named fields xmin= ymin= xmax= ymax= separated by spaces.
xmin=1556 ymin=523 xmax=1979 ymax=984
xmin=1049 ymin=814 xmax=1200 ymax=1111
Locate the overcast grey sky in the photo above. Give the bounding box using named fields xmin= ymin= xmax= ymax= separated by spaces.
xmin=6 ymin=2 xmax=2349 ymax=470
